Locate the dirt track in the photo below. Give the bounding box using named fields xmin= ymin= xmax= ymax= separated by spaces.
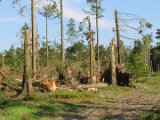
xmin=84 ymin=90 xmax=160 ymax=120
xmin=56 ymin=88 xmax=160 ymax=120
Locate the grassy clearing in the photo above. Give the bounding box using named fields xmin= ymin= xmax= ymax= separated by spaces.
xmin=1 ymin=74 xmax=160 ymax=120
xmin=137 ymin=74 xmax=160 ymax=120
xmin=92 ymin=85 xmax=133 ymax=104
xmin=0 ymin=85 xmax=134 ymax=120
xmin=136 ymin=74 xmax=160 ymax=93
xmin=0 ymin=97 xmax=88 ymax=120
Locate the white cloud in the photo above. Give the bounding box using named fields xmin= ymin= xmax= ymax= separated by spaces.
xmin=0 ymin=17 xmax=25 ymax=23
xmin=64 ymin=6 xmax=114 ymax=29
xmin=64 ymin=7 xmax=85 ymax=22
xmin=33 ymin=0 xmax=114 ymax=29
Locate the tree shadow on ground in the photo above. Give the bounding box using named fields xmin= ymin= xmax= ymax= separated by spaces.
xmin=1 ymin=97 xmax=160 ymax=120
xmin=33 ymin=101 xmax=89 ymax=119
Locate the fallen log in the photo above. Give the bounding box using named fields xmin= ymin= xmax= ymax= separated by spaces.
xmin=0 ymin=70 xmax=8 ymax=81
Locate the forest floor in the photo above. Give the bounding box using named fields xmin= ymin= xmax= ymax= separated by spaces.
xmin=0 ymin=75 xmax=160 ymax=120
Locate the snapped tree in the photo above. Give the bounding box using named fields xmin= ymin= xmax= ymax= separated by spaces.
xmin=85 ymin=0 xmax=104 ymax=71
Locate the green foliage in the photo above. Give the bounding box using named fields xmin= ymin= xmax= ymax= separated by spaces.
xmin=145 ymin=22 xmax=153 ymax=29
xmin=128 ymin=39 xmax=150 ymax=79
xmin=126 ymin=34 xmax=153 ymax=78
xmin=4 ymin=45 xmax=19 ymax=68
xmin=95 ymin=44 xmax=108 ymax=65
xmin=56 ymin=64 xmax=66 ymax=84
xmin=85 ymin=0 xmax=104 ymax=18
xmin=156 ymin=29 xmax=160 ymax=39
xmin=65 ymin=41 xmax=88 ymax=62
xmin=129 ymin=53 xmax=149 ymax=78
xmin=39 ymin=41 xmax=59 ymax=67
xmin=150 ymin=43 xmax=160 ymax=72
xmin=66 ymin=18 xmax=78 ymax=43
xmin=38 ymin=1 xmax=59 ymax=18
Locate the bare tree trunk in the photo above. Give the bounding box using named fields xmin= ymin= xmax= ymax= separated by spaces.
xmin=87 ymin=17 xmax=94 ymax=83
xmin=96 ymin=0 xmax=100 ymax=71
xmin=46 ymin=15 xmax=49 ymax=68
xmin=110 ymin=38 xmax=117 ymax=85
xmin=60 ymin=0 xmax=65 ymax=66
xmin=90 ymin=36 xmax=94 ymax=83
xmin=115 ymin=9 xmax=121 ymax=65
xmin=22 ymin=29 xmax=32 ymax=96
xmin=31 ymin=0 xmax=37 ymax=80
xmin=36 ymin=24 xmax=40 ymax=72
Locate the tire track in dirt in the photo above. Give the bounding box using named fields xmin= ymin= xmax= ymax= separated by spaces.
xmin=80 ymin=89 xmax=160 ymax=120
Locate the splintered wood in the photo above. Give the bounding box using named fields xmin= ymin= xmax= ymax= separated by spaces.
xmin=40 ymin=80 xmax=57 ymax=92
xmin=0 ymin=70 xmax=8 ymax=81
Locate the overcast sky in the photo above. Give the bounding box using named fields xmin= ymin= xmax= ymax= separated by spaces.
xmin=0 ymin=0 xmax=160 ymax=52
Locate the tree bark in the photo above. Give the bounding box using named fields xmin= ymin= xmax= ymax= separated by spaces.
xmin=31 ymin=0 xmax=37 ymax=80
xmin=36 ymin=24 xmax=40 ymax=72
xmin=46 ymin=15 xmax=49 ymax=68
xmin=22 ymin=29 xmax=32 ymax=96
xmin=110 ymin=39 xmax=117 ymax=85
xmin=60 ymin=0 xmax=65 ymax=66
xmin=96 ymin=0 xmax=100 ymax=71
xmin=87 ymin=17 xmax=94 ymax=83
xmin=115 ymin=9 xmax=121 ymax=65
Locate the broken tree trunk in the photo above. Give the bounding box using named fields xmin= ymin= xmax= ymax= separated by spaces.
xmin=36 ymin=24 xmax=40 ymax=72
xmin=22 ymin=29 xmax=32 ymax=96
xmin=110 ymin=38 xmax=117 ymax=85
xmin=115 ymin=9 xmax=121 ymax=65
xmin=87 ymin=16 xmax=94 ymax=84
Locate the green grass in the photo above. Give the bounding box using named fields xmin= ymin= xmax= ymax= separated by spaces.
xmin=90 ymin=85 xmax=133 ymax=104
xmin=2 ymin=74 xmax=160 ymax=120
xmin=138 ymin=75 xmax=160 ymax=120
xmin=136 ymin=74 xmax=160 ymax=93
xmin=0 ymin=100 xmax=38 ymax=120
xmin=52 ymin=89 xmax=95 ymax=99
xmin=0 ymin=85 xmax=134 ymax=120
xmin=0 ymin=98 xmax=87 ymax=120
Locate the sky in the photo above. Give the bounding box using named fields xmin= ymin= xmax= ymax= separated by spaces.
xmin=0 ymin=0 xmax=160 ymax=52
